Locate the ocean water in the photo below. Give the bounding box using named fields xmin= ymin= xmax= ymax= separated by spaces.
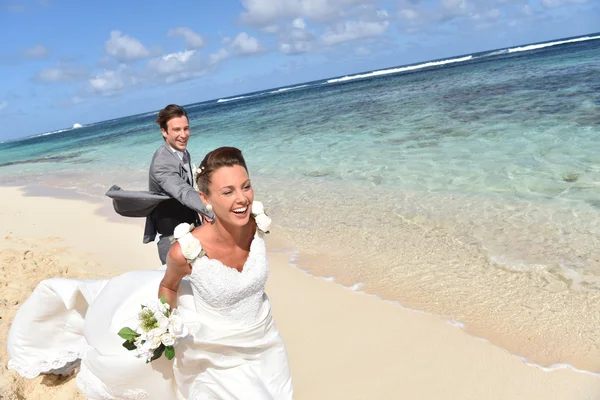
xmin=1 ymin=34 xmax=599 ymax=372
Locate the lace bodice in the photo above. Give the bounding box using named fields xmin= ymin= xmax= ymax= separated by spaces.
xmin=183 ymin=231 xmax=269 ymax=325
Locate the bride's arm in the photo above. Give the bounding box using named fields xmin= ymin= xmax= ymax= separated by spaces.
xmin=158 ymin=241 xmax=192 ymax=310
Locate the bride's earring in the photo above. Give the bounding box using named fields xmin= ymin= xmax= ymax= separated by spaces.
xmin=206 ymin=204 xmax=213 ymax=211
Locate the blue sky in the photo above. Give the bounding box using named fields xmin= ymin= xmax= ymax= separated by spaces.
xmin=0 ymin=0 xmax=598 ymax=140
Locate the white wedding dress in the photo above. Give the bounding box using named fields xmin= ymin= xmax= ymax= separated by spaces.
xmin=6 ymin=229 xmax=293 ymax=400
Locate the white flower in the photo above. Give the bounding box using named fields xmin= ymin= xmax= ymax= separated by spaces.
xmin=147 ymin=329 xmax=163 ymax=348
xmin=145 ymin=301 xmax=159 ymax=314
xmin=192 ymin=163 xmax=199 ymax=191
xmin=135 ymin=338 xmax=156 ymax=360
xmin=254 ymin=213 xmax=271 ymax=233
xmin=156 ymin=313 xmax=170 ymax=331
xmin=158 ymin=302 xmax=170 ymax=314
xmin=134 ymin=336 xmax=144 ymax=349
xmin=251 ymin=201 xmax=264 ymax=216
xmin=168 ymin=313 xmax=189 ymax=338
xmin=173 ymin=223 xmax=192 ymax=239
xmin=135 ymin=346 xmax=152 ymax=360
xmin=179 ymin=235 xmax=203 ymax=261
xmin=161 ymin=333 xmax=176 ymax=347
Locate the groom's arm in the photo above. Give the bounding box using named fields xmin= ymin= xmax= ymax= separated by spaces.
xmin=151 ymin=159 xmax=214 ymax=219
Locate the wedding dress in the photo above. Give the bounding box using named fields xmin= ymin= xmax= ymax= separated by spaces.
xmin=6 ymin=228 xmax=293 ymax=400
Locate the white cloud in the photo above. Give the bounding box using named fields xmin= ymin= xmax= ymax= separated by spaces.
xmin=240 ymin=0 xmax=381 ymax=26
xmin=209 ymin=48 xmax=230 ymax=64
xmin=541 ymin=0 xmax=588 ymax=7
xmin=278 ymin=18 xmax=316 ymax=54
xmin=157 ymin=50 xmax=196 ymax=67
xmin=398 ymin=0 xmax=430 ymax=32
xmin=321 ymin=19 xmax=389 ymax=46
xmin=292 ymin=17 xmax=306 ymax=29
xmin=396 ymin=0 xmax=546 ymax=33
xmin=146 ymin=48 xmax=230 ymax=84
xmin=399 ymin=9 xmax=420 ymax=21
xmin=280 ymin=41 xmax=312 ymax=54
xmin=261 ymin=25 xmax=281 ymax=34
xmin=244 ymin=2 xmax=391 ymax=53
xmin=168 ymin=27 xmax=206 ymax=49
xmin=230 ymin=32 xmax=266 ymax=55
xmin=23 ymin=44 xmax=49 ymax=59
xmin=89 ymin=66 xmax=137 ymax=95
xmin=0 ymin=101 xmax=7 ymax=111
xmin=442 ymin=0 xmax=469 ymax=12
xmin=105 ymin=30 xmax=150 ymax=62
xmin=34 ymin=66 xmax=87 ymax=82
xmin=85 ymin=45 xmax=232 ymax=96
xmin=441 ymin=0 xmax=472 ymax=19
xmin=147 ymin=50 xmax=204 ymax=84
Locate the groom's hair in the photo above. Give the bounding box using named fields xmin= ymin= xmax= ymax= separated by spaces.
xmin=156 ymin=104 xmax=188 ymax=133
xmin=196 ymin=147 xmax=248 ymax=194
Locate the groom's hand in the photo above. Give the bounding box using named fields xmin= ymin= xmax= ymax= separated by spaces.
xmin=202 ymin=214 xmax=215 ymax=225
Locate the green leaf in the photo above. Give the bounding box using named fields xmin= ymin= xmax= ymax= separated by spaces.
xmin=122 ymin=340 xmax=137 ymax=351
xmin=159 ymin=295 xmax=167 ymax=304
xmin=118 ymin=327 xmax=140 ymax=341
xmin=148 ymin=344 xmax=165 ymax=363
xmin=164 ymin=346 xmax=175 ymax=360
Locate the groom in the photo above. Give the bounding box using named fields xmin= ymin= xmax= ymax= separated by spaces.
xmin=144 ymin=104 xmax=213 ymax=264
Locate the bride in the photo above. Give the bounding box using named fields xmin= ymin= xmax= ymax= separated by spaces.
xmin=6 ymin=147 xmax=294 ymax=399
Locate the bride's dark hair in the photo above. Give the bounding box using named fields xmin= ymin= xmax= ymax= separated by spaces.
xmin=196 ymin=147 xmax=248 ymax=194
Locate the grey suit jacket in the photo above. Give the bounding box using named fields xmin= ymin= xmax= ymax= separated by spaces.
xmin=142 ymin=142 xmax=212 ymax=243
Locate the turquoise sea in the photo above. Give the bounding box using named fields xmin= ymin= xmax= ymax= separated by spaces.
xmin=1 ymin=33 xmax=599 ymax=372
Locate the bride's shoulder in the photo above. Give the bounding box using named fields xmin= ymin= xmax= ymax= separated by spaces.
xmin=172 ymin=223 xmax=206 ymax=263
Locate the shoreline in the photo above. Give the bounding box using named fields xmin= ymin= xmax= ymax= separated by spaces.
xmin=1 ymin=185 xmax=599 ymax=399
xmin=4 ymin=182 xmax=600 ymax=375
xmin=290 ymin=259 xmax=600 ymax=379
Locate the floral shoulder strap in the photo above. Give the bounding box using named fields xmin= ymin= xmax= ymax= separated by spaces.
xmin=172 ymin=223 xmax=205 ymax=263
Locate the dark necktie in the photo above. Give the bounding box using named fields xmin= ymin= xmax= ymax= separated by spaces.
xmin=181 ymin=152 xmax=192 ymax=184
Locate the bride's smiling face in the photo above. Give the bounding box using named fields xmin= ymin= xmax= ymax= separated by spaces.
xmin=202 ymin=165 xmax=254 ymax=227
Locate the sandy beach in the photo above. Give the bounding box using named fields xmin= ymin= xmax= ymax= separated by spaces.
xmin=1 ymin=185 xmax=599 ymax=400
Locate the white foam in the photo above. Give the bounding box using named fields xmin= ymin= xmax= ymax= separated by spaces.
xmin=326 ymin=55 xmax=473 ymax=84
xmin=268 ymin=84 xmax=309 ymax=94
xmin=32 ymin=128 xmax=71 ymax=138
xmin=516 ymin=357 xmax=600 ymax=377
xmin=508 ymin=35 xmax=600 ymax=54
xmin=559 ymin=264 xmax=585 ymax=289
xmin=482 ymin=49 xmax=509 ymax=57
xmin=489 ymin=254 xmax=547 ymax=273
xmin=217 ymin=95 xmax=251 ymax=103
xmin=443 ymin=319 xmax=466 ymax=329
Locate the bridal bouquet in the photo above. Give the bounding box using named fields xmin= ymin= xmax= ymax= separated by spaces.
xmin=118 ymin=296 xmax=189 ymax=363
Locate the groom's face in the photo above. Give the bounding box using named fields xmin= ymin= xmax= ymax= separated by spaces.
xmin=162 ymin=115 xmax=190 ymax=152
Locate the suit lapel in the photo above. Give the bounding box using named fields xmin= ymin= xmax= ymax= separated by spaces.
xmin=162 ymin=142 xmax=192 ymax=184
